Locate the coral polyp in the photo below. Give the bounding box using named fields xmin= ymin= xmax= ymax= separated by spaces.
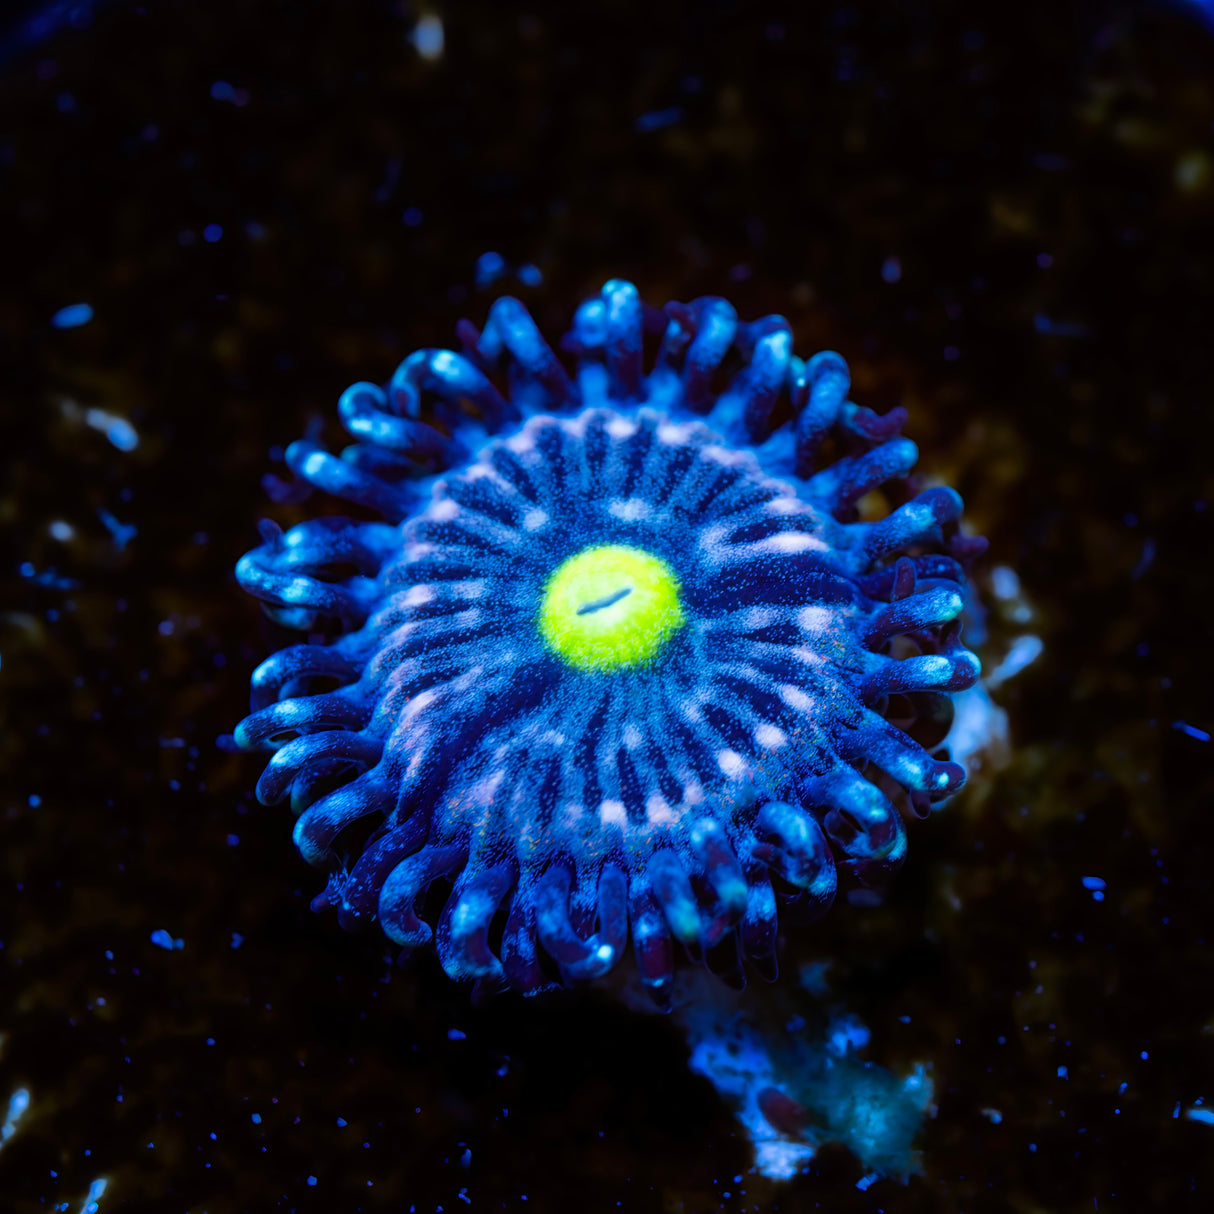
xmin=231 ymin=280 xmax=983 ymax=1003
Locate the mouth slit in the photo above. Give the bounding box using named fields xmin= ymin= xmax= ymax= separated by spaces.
xmin=576 ymin=586 xmax=632 ymax=616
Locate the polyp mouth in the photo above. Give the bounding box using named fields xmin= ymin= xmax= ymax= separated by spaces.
xmin=538 ymin=543 xmax=685 ymax=672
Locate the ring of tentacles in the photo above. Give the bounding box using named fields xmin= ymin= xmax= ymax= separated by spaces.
xmin=230 ymin=280 xmax=983 ymax=1004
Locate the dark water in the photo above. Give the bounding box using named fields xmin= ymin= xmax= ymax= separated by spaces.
xmin=2 ymin=2 xmax=1213 ymax=1210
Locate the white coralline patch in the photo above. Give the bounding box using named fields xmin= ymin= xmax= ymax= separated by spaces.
xmin=778 ymin=684 xmax=814 ymax=713
xmin=429 ymin=497 xmax=460 ymax=522
xmin=622 ymin=723 xmax=643 ymax=749
xmin=754 ymin=722 xmax=788 ymax=750
xmin=605 ymin=415 xmax=637 ymax=440
xmin=656 ymin=420 xmax=697 ymax=446
xmin=754 ymin=531 xmax=828 ymax=555
xmin=702 ymin=442 xmax=752 ymax=467
xmin=608 ymin=498 xmax=652 ymax=522
xmin=796 ymin=605 xmax=834 ymax=634
xmin=600 ymin=799 xmax=628 ymax=827
xmin=401 ymin=584 xmax=437 ymax=607
xmin=645 ymin=794 xmax=674 ymax=826
xmin=467 ymin=766 xmax=507 ymax=807
xmin=402 ymin=687 xmax=440 ymax=720
xmin=717 ymin=749 xmax=745 ymax=777
xmin=522 ymin=508 xmax=549 ymax=532
xmin=767 ymin=495 xmax=802 ymax=515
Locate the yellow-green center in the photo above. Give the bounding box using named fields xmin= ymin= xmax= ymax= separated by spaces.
xmin=539 ymin=544 xmax=685 ymax=671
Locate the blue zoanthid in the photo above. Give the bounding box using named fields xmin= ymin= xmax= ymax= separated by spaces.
xmin=230 ymin=280 xmax=984 ymax=1008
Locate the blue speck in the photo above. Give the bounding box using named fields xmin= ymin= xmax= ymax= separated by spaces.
xmin=447 ymin=1028 xmax=467 ymax=1041
xmin=230 ymin=932 xmax=245 ymax=949
xmin=150 ymin=929 xmax=183 ymax=951
xmin=250 ymin=1113 xmax=261 ymax=1124
xmin=98 ymin=509 xmax=137 ymax=551
xmin=517 ymin=263 xmax=543 ymax=287
xmin=1057 ymin=1066 xmax=1068 ymax=1079
xmin=307 ymin=1176 xmax=317 ymax=1186
xmin=475 ymin=251 xmax=506 ymax=287
xmin=104 ymin=418 xmax=138 ymax=452
xmin=881 ymin=256 xmax=902 ymax=283
xmin=1187 ymin=1107 xmax=1214 ymax=1126
xmin=1081 ymin=876 xmax=1106 ymax=891
xmin=51 ymin=303 xmax=93 ymax=329
xmin=28 ymin=794 xmax=41 ymax=808
xmin=1141 ymin=1051 xmax=1150 ymax=1061
xmin=855 ymin=1172 xmax=878 ymax=1191
xmin=1173 ymin=720 xmax=1211 ymax=742
xmin=403 ymin=207 xmax=424 ymax=227
xmin=203 ymin=224 xmax=223 ymax=243
xmin=635 ymin=106 xmax=683 ymax=133
xmin=336 ymin=1117 xmax=348 ymax=1127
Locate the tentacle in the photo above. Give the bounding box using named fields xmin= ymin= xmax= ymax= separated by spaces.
xmin=474 ymin=295 xmax=577 ymax=411
xmin=739 ymin=857 xmax=780 ymax=980
xmin=378 ymin=844 xmax=467 ymax=950
xmin=689 ymin=818 xmax=749 ymax=948
xmin=707 ymin=316 xmax=792 ymax=443
xmin=337 ymin=813 xmax=430 ymax=931
xmin=501 ymin=888 xmax=556 ymax=996
xmin=292 ymin=774 xmax=394 ymax=867
xmin=862 ymin=584 xmax=966 ymax=648
xmin=794 ymin=350 xmax=850 ymax=475
xmin=234 ymin=691 xmax=370 ymax=751
xmin=836 ymin=712 xmax=966 ymax=799
xmin=289 ymin=755 xmax=357 ymax=814
xmin=857 ymin=553 xmax=965 ymax=600
xmin=628 ymin=875 xmax=675 ymax=1007
xmin=436 ymin=862 xmax=516 ymax=982
xmin=338 ymin=380 xmax=458 ymax=461
xmin=340 ymin=441 xmax=422 ymax=482
xmin=801 ymin=769 xmax=907 ymax=882
xmin=283 ymin=440 xmax=416 ymax=522
xmin=647 ymin=849 xmax=702 ymax=949
xmin=682 ymin=297 xmax=738 ymax=412
xmin=533 ymin=862 xmax=629 ymax=980
xmin=748 ymin=801 xmax=837 ymax=921
xmin=838 ymin=399 xmax=908 ymax=444
xmin=654 ymin=300 xmax=694 ymax=372
xmin=861 ymin=486 xmax=964 ymax=564
xmin=236 ymin=533 xmax=366 ymax=629
xmin=860 ymin=627 xmax=981 ymax=703
xmin=255 ymin=731 xmax=383 ymax=805
xmin=388 ymin=348 xmax=517 ymax=430
xmin=249 ymin=644 xmax=360 ymax=711
xmin=602 ymin=278 xmax=644 ymax=402
xmin=803 ymin=436 xmax=918 ymax=516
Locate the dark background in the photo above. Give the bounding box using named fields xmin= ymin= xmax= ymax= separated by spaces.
xmin=2 ymin=1 xmax=1213 ymax=1210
